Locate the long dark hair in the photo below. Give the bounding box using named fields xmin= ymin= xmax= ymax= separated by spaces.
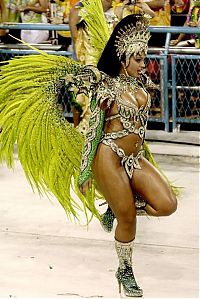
xmin=97 ymin=14 xmax=143 ymax=77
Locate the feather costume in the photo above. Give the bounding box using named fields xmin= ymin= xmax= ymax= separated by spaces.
xmin=0 ymin=1 xmax=179 ymax=224
xmin=0 ymin=54 xmax=102 ymax=222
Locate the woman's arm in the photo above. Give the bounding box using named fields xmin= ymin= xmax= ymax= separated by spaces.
xmin=20 ymin=0 xmax=48 ymax=13
xmin=170 ymin=19 xmax=187 ymax=46
xmin=72 ymin=107 xmax=81 ymax=127
xmin=78 ymin=96 xmax=105 ymax=189
xmin=135 ymin=1 xmax=156 ymax=17
xmin=0 ymin=0 xmax=7 ymax=22
xmin=144 ymin=0 xmax=164 ymax=10
xmin=69 ymin=4 xmax=81 ymax=45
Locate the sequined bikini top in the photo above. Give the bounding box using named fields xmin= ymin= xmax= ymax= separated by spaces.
xmin=97 ymin=73 xmax=151 ymax=140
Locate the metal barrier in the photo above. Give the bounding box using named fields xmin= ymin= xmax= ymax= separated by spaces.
xmin=148 ymin=26 xmax=200 ymax=131
xmin=0 ymin=24 xmax=199 ymax=131
xmin=171 ymin=55 xmax=200 ymax=131
xmin=146 ymin=54 xmax=169 ymax=131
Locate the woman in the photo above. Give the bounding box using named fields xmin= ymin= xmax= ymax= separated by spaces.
xmin=0 ymin=9 xmax=178 ymax=298
xmin=69 ymin=0 xmax=117 ymax=135
xmin=170 ymin=0 xmax=200 ymax=47
xmin=69 ymin=0 xmax=116 ymax=65
xmin=0 ymin=0 xmax=7 ymax=39
xmin=19 ymin=0 xmax=49 ymax=43
xmin=114 ymin=0 xmax=155 ymax=20
xmin=0 ymin=0 xmax=22 ymax=43
xmin=78 ymin=14 xmax=177 ymax=297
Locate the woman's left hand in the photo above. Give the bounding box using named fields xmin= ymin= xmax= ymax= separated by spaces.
xmin=79 ymin=178 xmax=92 ymax=196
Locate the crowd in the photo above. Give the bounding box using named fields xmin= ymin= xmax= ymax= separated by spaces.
xmin=0 ymin=0 xmax=199 ymax=122
xmin=0 ymin=0 xmax=199 ymax=48
xmin=0 ymin=0 xmax=199 ymax=123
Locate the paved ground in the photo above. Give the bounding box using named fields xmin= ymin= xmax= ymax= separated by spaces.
xmin=146 ymin=130 xmax=199 ymax=145
xmin=0 ymin=131 xmax=199 ymax=299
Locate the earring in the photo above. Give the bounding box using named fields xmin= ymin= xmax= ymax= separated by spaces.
xmin=122 ymin=62 xmax=129 ymax=77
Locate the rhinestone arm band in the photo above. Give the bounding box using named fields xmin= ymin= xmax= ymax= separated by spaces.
xmin=78 ymin=96 xmax=105 ymax=187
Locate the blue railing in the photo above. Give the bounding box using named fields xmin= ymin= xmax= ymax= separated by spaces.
xmin=146 ymin=54 xmax=169 ymax=130
xmin=148 ymin=26 xmax=199 ymax=131
xmin=171 ymin=55 xmax=199 ymax=130
xmin=0 ymin=24 xmax=199 ymax=131
xmin=0 ymin=23 xmax=199 ymax=33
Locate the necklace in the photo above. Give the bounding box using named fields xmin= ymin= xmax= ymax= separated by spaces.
xmin=115 ymin=74 xmax=140 ymax=95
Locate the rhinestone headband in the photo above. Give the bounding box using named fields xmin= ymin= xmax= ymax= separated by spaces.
xmin=114 ymin=16 xmax=151 ymax=67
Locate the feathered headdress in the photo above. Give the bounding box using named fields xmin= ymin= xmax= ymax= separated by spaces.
xmin=114 ymin=15 xmax=151 ymax=67
xmin=79 ymin=2 xmax=150 ymax=67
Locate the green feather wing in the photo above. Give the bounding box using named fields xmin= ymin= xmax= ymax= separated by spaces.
xmin=0 ymin=54 xmax=100 ymax=222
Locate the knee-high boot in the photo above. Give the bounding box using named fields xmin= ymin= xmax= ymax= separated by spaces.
xmin=115 ymin=239 xmax=143 ymax=297
xmin=101 ymin=197 xmax=147 ymax=233
xmin=101 ymin=205 xmax=115 ymax=232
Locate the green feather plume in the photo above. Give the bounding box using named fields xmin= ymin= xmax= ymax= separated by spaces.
xmin=79 ymin=0 xmax=110 ymax=64
xmin=0 ymin=54 xmax=101 ymax=222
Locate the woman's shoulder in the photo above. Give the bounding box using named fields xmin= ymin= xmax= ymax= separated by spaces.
xmin=96 ymin=72 xmax=117 ymax=107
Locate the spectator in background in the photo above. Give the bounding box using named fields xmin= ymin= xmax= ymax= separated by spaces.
xmin=148 ymin=0 xmax=170 ymax=25
xmin=19 ymin=0 xmax=49 ymax=43
xmin=49 ymin=0 xmax=74 ymax=50
xmin=143 ymin=0 xmax=171 ymax=47
xmin=0 ymin=0 xmax=22 ymax=43
xmin=0 ymin=0 xmax=7 ymax=39
xmin=114 ymin=0 xmax=155 ymax=20
xmin=69 ymin=0 xmax=117 ymax=65
xmin=189 ymin=0 xmax=200 ymax=48
xmin=170 ymin=0 xmax=200 ymax=47
xmin=171 ymin=0 xmax=190 ymax=26
xmin=170 ymin=0 xmax=190 ymax=43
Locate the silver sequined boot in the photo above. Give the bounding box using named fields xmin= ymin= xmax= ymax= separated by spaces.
xmin=135 ymin=194 xmax=147 ymax=216
xmin=100 ymin=206 xmax=115 ymax=232
xmin=115 ymin=240 xmax=143 ymax=297
xmin=101 ymin=198 xmax=147 ymax=233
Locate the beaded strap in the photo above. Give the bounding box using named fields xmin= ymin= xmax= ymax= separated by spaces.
xmin=101 ymin=138 xmax=143 ymax=178
xmin=78 ymin=96 xmax=105 ymax=187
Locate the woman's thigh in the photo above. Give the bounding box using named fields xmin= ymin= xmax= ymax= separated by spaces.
xmin=131 ymin=157 xmax=177 ymax=215
xmin=93 ymin=144 xmax=136 ymax=219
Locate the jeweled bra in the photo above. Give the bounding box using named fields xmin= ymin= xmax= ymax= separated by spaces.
xmin=98 ymin=73 xmax=151 ymax=141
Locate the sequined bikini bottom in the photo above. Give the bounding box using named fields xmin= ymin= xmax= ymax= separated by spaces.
xmin=101 ymin=138 xmax=143 ymax=178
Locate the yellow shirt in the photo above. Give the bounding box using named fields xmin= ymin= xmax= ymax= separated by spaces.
xmin=54 ymin=0 xmax=71 ymax=38
xmin=149 ymin=2 xmax=171 ymax=26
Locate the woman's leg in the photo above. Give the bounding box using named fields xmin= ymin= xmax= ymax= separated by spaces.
xmin=93 ymin=147 xmax=136 ymax=242
xmin=93 ymin=145 xmax=143 ymax=297
xmin=131 ymin=157 xmax=177 ymax=216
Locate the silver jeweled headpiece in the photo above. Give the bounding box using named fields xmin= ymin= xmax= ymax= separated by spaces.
xmin=114 ymin=16 xmax=151 ymax=67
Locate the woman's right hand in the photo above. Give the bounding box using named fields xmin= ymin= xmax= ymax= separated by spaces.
xmin=170 ymin=39 xmax=179 ymax=46
xmin=135 ymin=1 xmax=155 ymax=17
xmin=79 ymin=178 xmax=92 ymax=196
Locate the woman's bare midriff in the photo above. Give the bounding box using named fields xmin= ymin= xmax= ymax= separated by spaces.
xmin=103 ymin=118 xmax=143 ymax=156
xmin=93 ymin=91 xmax=146 ymax=181
xmin=92 ymin=132 xmax=143 ymax=182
